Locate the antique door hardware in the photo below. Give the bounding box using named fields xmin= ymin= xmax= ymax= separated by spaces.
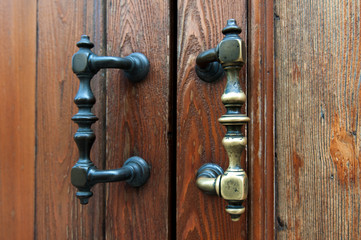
xmin=195 ymin=48 xmax=224 ymax=83
xmin=71 ymin=35 xmax=150 ymax=205
xmin=195 ymin=19 xmax=249 ymax=221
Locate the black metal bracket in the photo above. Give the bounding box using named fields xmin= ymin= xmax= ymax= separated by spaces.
xmin=195 ymin=48 xmax=224 ymax=82
xmin=71 ymin=35 xmax=150 ymax=205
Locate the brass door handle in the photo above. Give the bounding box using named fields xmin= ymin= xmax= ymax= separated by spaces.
xmin=71 ymin=35 xmax=150 ymax=205
xmin=195 ymin=19 xmax=249 ymax=221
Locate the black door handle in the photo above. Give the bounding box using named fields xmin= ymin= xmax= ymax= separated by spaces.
xmin=71 ymin=35 xmax=150 ymax=205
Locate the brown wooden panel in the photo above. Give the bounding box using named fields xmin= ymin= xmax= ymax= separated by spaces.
xmin=36 ymin=1 xmax=106 ymax=239
xmin=176 ymin=1 xmax=247 ymax=239
xmin=0 ymin=0 xmax=36 ymax=239
xmin=275 ymin=0 xmax=361 ymax=239
xmin=247 ymin=0 xmax=275 ymax=239
xmin=104 ymin=1 xmax=171 ymax=239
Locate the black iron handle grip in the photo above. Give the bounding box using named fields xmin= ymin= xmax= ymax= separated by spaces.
xmin=71 ymin=35 xmax=150 ymax=205
xmin=195 ymin=19 xmax=249 ymax=221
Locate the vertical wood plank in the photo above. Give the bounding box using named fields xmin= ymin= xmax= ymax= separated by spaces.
xmin=105 ymin=0 xmax=171 ymax=239
xmin=275 ymin=0 xmax=361 ymax=239
xmin=176 ymin=1 xmax=247 ymax=239
xmin=0 ymin=0 xmax=36 ymax=239
xmin=36 ymin=1 xmax=106 ymax=239
xmin=247 ymin=0 xmax=275 ymax=239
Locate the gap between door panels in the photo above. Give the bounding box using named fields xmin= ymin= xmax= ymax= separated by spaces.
xmin=168 ymin=0 xmax=178 ymax=239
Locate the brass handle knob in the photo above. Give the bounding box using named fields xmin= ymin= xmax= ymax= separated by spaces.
xmin=71 ymin=35 xmax=150 ymax=205
xmin=195 ymin=19 xmax=249 ymax=221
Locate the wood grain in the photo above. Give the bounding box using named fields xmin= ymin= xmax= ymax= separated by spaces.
xmin=36 ymin=1 xmax=106 ymax=239
xmin=275 ymin=0 xmax=361 ymax=239
xmin=0 ymin=0 xmax=36 ymax=239
xmin=104 ymin=0 xmax=171 ymax=239
xmin=247 ymin=0 xmax=275 ymax=239
xmin=176 ymin=1 xmax=247 ymax=239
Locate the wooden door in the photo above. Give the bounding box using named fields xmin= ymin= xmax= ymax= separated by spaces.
xmin=1 ymin=0 xmax=361 ymax=239
xmin=1 ymin=0 xmax=171 ymax=239
xmin=176 ymin=0 xmax=274 ymax=239
xmin=36 ymin=0 xmax=172 ymax=239
xmin=0 ymin=0 xmax=269 ymax=238
xmin=274 ymin=0 xmax=361 ymax=239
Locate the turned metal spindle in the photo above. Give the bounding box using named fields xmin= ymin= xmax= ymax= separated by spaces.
xmin=195 ymin=19 xmax=249 ymax=221
xmin=71 ymin=35 xmax=150 ymax=205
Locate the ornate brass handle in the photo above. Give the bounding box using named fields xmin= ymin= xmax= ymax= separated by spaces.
xmin=195 ymin=19 xmax=249 ymax=221
xmin=71 ymin=35 xmax=150 ymax=205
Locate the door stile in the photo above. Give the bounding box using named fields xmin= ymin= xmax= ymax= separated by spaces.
xmin=247 ymin=0 xmax=275 ymax=239
xmin=104 ymin=1 xmax=172 ymax=239
xmin=35 ymin=1 xmax=106 ymax=239
xmin=0 ymin=0 xmax=36 ymax=239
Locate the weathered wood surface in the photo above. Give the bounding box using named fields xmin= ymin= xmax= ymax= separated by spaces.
xmin=248 ymin=0 xmax=275 ymax=239
xmin=36 ymin=1 xmax=106 ymax=239
xmin=0 ymin=0 xmax=280 ymax=239
xmin=275 ymin=0 xmax=361 ymax=239
xmin=104 ymin=0 xmax=171 ymax=239
xmin=176 ymin=1 xmax=248 ymax=239
xmin=0 ymin=0 xmax=36 ymax=239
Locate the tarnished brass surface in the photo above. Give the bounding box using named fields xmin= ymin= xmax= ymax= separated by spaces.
xmin=218 ymin=39 xmax=246 ymax=67
xmin=196 ymin=177 xmax=217 ymax=194
xmin=195 ymin=19 xmax=249 ymax=221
